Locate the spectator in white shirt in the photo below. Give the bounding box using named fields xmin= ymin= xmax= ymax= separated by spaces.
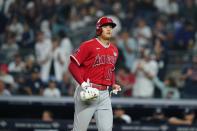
xmin=132 ymin=49 xmax=158 ymax=98
xmin=43 ymin=79 xmax=61 ymax=97
xmin=133 ymin=18 xmax=152 ymax=48
xmin=59 ymin=31 xmax=73 ymax=72
xmin=8 ymin=53 xmax=25 ymax=73
xmin=7 ymin=16 xmax=24 ymax=42
xmin=0 ymin=64 xmax=15 ymax=93
xmin=48 ymin=36 xmax=66 ymax=82
xmin=35 ymin=31 xmax=52 ymax=82
xmin=117 ymin=31 xmax=138 ymax=69
xmin=1 ymin=32 xmax=19 ymax=60
xmin=0 ymin=79 xmax=11 ymax=96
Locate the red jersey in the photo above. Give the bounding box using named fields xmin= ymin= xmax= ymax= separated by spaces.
xmin=70 ymin=38 xmax=118 ymax=86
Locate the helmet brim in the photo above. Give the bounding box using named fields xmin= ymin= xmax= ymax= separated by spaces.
xmin=101 ymin=23 xmax=116 ymax=28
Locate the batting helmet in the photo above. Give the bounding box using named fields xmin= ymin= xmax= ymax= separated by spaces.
xmin=96 ymin=16 xmax=116 ymax=36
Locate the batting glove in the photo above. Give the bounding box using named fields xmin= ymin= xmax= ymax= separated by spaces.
xmin=80 ymin=79 xmax=99 ymax=101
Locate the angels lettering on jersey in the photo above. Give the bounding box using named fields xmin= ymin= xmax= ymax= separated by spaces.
xmin=93 ymin=54 xmax=117 ymax=67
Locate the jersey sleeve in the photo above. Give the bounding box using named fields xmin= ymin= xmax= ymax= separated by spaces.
xmin=70 ymin=43 xmax=90 ymax=66
xmin=68 ymin=59 xmax=84 ymax=84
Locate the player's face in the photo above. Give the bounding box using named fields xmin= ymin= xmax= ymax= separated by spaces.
xmin=101 ymin=25 xmax=113 ymax=40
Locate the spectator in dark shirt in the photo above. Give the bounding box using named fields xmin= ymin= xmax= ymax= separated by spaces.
xmin=59 ymin=72 xmax=75 ymax=96
xmin=154 ymin=39 xmax=168 ymax=81
xmin=22 ymin=66 xmax=44 ymax=95
xmin=168 ymin=108 xmax=196 ymax=125
xmin=181 ymin=54 xmax=197 ymax=99
xmin=113 ymin=105 xmax=132 ymax=124
xmin=141 ymin=108 xmax=167 ymax=124
xmin=174 ymin=20 xmax=195 ymax=50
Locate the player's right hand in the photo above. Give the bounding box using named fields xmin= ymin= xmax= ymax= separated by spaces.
xmin=81 ymin=79 xmax=92 ymax=90
xmin=80 ymin=79 xmax=99 ymax=101
xmin=80 ymin=87 xmax=99 ymax=101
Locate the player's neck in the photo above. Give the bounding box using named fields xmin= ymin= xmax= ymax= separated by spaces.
xmin=98 ymin=37 xmax=110 ymax=46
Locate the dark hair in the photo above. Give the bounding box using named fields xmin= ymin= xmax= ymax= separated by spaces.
xmin=114 ymin=105 xmax=124 ymax=110
xmin=52 ymin=36 xmax=60 ymax=43
xmin=167 ymin=77 xmax=177 ymax=87
xmin=58 ymin=30 xmax=67 ymax=38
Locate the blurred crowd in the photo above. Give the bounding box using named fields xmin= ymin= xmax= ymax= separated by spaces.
xmin=113 ymin=106 xmax=196 ymax=126
xmin=0 ymin=0 xmax=197 ymax=99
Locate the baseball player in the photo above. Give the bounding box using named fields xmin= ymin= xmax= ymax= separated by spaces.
xmin=68 ymin=16 xmax=121 ymax=131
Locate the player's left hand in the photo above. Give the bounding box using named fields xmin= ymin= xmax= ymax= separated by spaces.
xmin=111 ymin=84 xmax=121 ymax=95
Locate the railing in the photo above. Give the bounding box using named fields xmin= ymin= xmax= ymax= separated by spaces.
xmin=1 ymin=96 xmax=197 ymax=108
